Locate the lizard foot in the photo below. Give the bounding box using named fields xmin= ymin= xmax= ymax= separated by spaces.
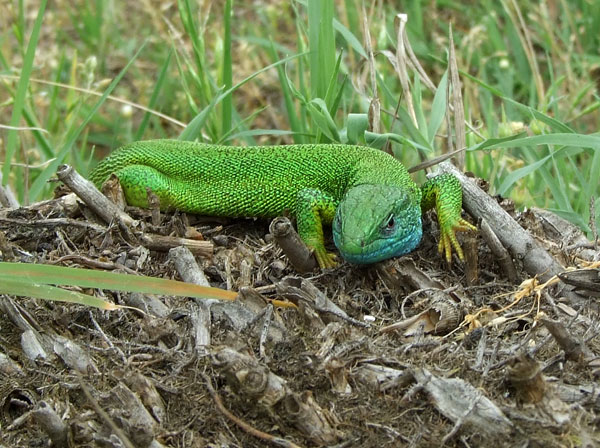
xmin=438 ymin=217 xmax=477 ymax=262
xmin=313 ymin=247 xmax=338 ymax=269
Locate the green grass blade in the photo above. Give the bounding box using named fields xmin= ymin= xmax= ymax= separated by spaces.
xmin=466 ymin=133 xmax=526 ymax=151
xmin=458 ymin=68 xmax=574 ymax=133
xmin=482 ymin=133 xmax=600 ymax=150
xmin=346 ymin=113 xmax=369 ymax=145
xmin=566 ymin=155 xmax=591 ymax=214
xmin=306 ymin=98 xmax=340 ymax=142
xmin=1 ymin=279 xmax=121 ymax=310
xmin=428 ymin=70 xmax=448 ymax=144
xmin=45 ymin=51 xmax=66 ymax=133
xmin=14 ymin=0 xmax=25 ymax=47
xmin=396 ymin=105 xmax=433 ymax=151
xmin=216 ymin=105 xmax=267 ymax=144
xmin=308 ymin=0 xmax=335 ymax=99
xmin=134 ymin=51 xmax=172 ymax=141
xmin=221 ymin=0 xmax=233 ymax=135
xmin=330 ymin=73 xmax=348 ymax=115
xmin=497 ymin=146 xmax=570 ymax=195
xmin=586 ymin=143 xmax=600 ymax=204
xmin=179 ymin=52 xmax=305 ymax=141
xmin=413 ymin=76 xmax=428 ymax=142
xmin=267 ymin=39 xmax=305 ymax=143
xmin=3 ymin=0 xmax=48 ymax=184
xmin=324 ymin=51 xmax=344 ymax=111
xmin=177 ymin=0 xmax=211 ymax=103
xmin=365 ymin=131 xmax=431 ymax=153
xmin=538 ymin=162 xmax=572 ymax=212
xmin=29 ymin=42 xmax=147 ymax=201
xmin=333 ymin=18 xmax=366 ymax=58
xmin=179 ymin=87 xmax=224 ymax=141
xmin=0 ymin=262 xmax=238 ymax=301
xmin=172 ymin=44 xmax=200 ymax=116
xmin=343 ymin=0 xmax=360 ymax=54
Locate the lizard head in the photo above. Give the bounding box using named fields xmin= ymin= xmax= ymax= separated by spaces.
xmin=332 ymin=184 xmax=422 ymax=264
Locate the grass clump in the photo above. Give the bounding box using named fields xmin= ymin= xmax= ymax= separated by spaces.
xmin=0 ymin=0 xmax=598 ymax=233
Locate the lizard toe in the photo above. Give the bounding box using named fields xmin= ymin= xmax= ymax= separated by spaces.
xmin=316 ymin=251 xmax=338 ymax=269
xmin=438 ymin=217 xmax=475 ymax=262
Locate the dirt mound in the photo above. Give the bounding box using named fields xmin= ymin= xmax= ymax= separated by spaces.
xmin=0 ymin=183 xmax=599 ymax=447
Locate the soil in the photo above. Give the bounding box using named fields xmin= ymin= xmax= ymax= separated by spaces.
xmin=0 ymin=189 xmax=599 ymax=448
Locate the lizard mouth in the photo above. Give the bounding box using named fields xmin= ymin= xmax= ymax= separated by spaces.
xmin=334 ymin=224 xmax=423 ymax=264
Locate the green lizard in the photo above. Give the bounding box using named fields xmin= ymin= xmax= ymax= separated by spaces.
xmin=90 ymin=140 xmax=475 ymax=268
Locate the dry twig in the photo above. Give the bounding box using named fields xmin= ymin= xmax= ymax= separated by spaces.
xmin=201 ymin=372 xmax=304 ymax=448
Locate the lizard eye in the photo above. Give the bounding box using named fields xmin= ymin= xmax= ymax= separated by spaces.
xmin=383 ymin=213 xmax=396 ymax=232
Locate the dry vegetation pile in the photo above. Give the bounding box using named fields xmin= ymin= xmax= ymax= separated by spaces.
xmin=0 ymin=181 xmax=599 ymax=447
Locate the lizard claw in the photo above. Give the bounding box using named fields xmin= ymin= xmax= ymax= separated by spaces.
xmin=438 ymin=217 xmax=477 ymax=262
xmin=313 ymin=247 xmax=338 ymax=269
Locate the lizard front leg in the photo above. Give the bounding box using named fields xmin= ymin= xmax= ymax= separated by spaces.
xmin=296 ymin=188 xmax=339 ymax=269
xmin=421 ymin=173 xmax=477 ymax=262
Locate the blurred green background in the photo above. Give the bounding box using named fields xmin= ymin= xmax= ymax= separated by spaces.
xmin=1 ymin=0 xmax=599 ymax=234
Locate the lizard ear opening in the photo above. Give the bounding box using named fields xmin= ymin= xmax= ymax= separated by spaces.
xmin=333 ymin=207 xmax=342 ymax=233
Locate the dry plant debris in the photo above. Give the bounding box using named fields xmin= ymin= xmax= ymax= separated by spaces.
xmin=0 ymin=179 xmax=599 ymax=448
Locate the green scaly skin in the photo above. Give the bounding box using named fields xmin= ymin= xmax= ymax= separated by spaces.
xmin=90 ymin=140 xmax=476 ymax=268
